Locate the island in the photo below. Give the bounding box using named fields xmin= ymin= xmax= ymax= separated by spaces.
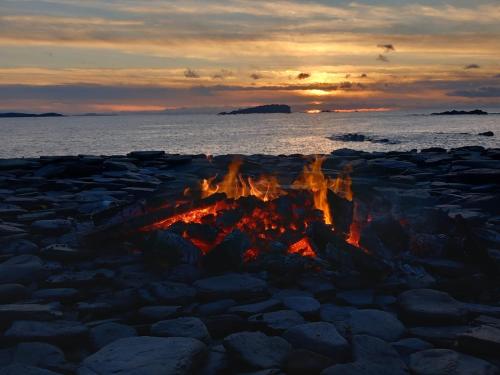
xmin=431 ymin=109 xmax=488 ymax=116
xmin=218 ymin=104 xmax=291 ymax=115
xmin=0 ymin=112 xmax=64 ymax=118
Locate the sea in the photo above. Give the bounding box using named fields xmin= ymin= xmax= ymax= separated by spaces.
xmin=0 ymin=111 xmax=499 ymax=158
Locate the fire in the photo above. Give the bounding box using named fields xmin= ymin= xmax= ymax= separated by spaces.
xmin=288 ymin=237 xmax=316 ymax=257
xmin=330 ymin=164 xmax=353 ymax=201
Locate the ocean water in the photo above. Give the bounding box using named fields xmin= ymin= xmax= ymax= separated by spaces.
xmin=0 ymin=111 xmax=499 ymax=158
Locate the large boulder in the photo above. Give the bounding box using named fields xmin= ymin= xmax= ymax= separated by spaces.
xmin=223 ymin=331 xmax=291 ymax=370
xmin=78 ymin=336 xmax=207 ymax=375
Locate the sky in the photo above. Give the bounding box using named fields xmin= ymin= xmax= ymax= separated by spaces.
xmin=1 ymin=0 xmax=499 ymax=113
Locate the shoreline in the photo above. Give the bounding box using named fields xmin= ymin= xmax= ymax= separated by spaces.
xmin=0 ymin=146 xmax=499 ymax=373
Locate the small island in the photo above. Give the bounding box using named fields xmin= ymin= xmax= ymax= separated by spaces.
xmin=218 ymin=104 xmax=291 ymax=115
xmin=431 ymin=109 xmax=488 ymax=116
xmin=0 ymin=112 xmax=64 ymax=118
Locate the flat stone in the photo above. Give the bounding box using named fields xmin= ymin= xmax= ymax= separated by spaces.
xmin=5 ymin=320 xmax=88 ymax=345
xmin=90 ymin=322 xmax=138 ymax=350
xmin=283 ymin=322 xmax=349 ymax=361
xmin=138 ymin=305 xmax=181 ymax=322
xmin=11 ymin=342 xmax=67 ymax=372
xmin=336 ymin=289 xmax=374 ymax=307
xmin=348 ymin=309 xmax=406 ymax=342
xmin=0 ymin=255 xmax=43 ymax=284
xmin=31 ymin=219 xmax=72 ymax=235
xmin=229 ymin=299 xmax=282 ymax=317
xmin=194 ymin=273 xmax=267 ymax=301
xmin=33 ymin=288 xmax=79 ymax=302
xmin=409 ymin=349 xmax=498 ymax=375
xmin=320 ymin=304 xmax=357 ymax=323
xmin=0 ymin=284 xmax=29 ymax=303
xmin=0 ymin=224 xmax=26 ymax=236
xmin=282 ymin=296 xmax=320 ymax=318
xmin=0 ymin=364 xmax=62 ymax=375
xmin=409 ymin=325 xmax=470 ymax=347
xmin=391 ymin=338 xmax=433 ymax=356
xmin=458 ymin=325 xmax=500 ymax=357
xmin=249 ymin=310 xmax=305 ymax=334
xmin=398 ymin=289 xmax=467 ymax=324
xmin=151 ymin=317 xmax=210 ymax=343
xmin=139 ymin=281 xmax=196 ymax=305
xmin=78 ymin=336 xmax=207 ymax=375
xmin=46 ymin=269 xmax=115 ymax=287
xmin=223 ymin=331 xmax=291 ymax=370
xmin=0 ymin=304 xmax=62 ymax=322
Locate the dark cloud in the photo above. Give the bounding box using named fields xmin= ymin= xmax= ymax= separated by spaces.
xmin=494 ymin=74 xmax=500 ymax=78
xmin=345 ymin=74 xmax=351 ymax=78
xmin=184 ymin=68 xmax=200 ymax=78
xmin=464 ymin=64 xmax=480 ymax=69
xmin=250 ymin=73 xmax=263 ymax=80
xmin=377 ymin=44 xmax=395 ymax=53
xmin=447 ymin=86 xmax=500 ymax=97
xmin=360 ymin=73 xmax=368 ymax=78
xmin=377 ymin=54 xmax=389 ymax=62
xmin=211 ymin=69 xmax=233 ymax=80
xmin=339 ymin=81 xmax=353 ymax=89
xmin=297 ymin=72 xmax=310 ymax=80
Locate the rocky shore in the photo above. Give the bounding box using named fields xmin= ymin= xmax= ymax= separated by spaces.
xmin=0 ymin=147 xmax=499 ymax=374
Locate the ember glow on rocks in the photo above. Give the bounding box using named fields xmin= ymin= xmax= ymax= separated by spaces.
xmin=141 ymin=157 xmax=358 ymax=259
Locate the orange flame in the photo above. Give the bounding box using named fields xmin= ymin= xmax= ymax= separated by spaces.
xmin=330 ymin=164 xmax=353 ymax=201
xmin=288 ymin=237 xmax=316 ymax=257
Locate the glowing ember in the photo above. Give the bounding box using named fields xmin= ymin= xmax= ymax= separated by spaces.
xmin=288 ymin=237 xmax=316 ymax=257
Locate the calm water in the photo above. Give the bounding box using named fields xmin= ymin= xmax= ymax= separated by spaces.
xmin=1 ymin=112 xmax=499 ymax=157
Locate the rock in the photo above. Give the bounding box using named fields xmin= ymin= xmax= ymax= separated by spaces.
xmin=223 ymin=331 xmax=291 ymax=370
xmin=408 ymin=325 xmax=470 ymax=347
xmin=398 ymin=289 xmax=467 ymax=324
xmin=11 ymin=342 xmax=67 ymax=372
xmin=229 ymin=299 xmax=282 ymax=317
xmin=40 ymin=244 xmax=85 ymax=261
xmin=283 ymin=322 xmax=349 ymax=361
xmin=1 ymin=239 xmax=38 ymax=255
xmin=0 ymin=224 xmax=26 ymax=236
xmin=391 ymin=338 xmax=433 ymax=356
xmin=31 ymin=219 xmax=72 ymax=235
xmin=127 ymin=151 xmax=165 ymax=160
xmin=464 ymin=303 xmax=500 ymax=318
xmin=78 ymin=336 xmax=207 ymax=375
xmin=368 ymin=159 xmax=416 ymax=173
xmin=194 ymin=273 xmax=267 ymax=301
xmin=282 ymin=296 xmax=320 ymax=318
xmin=321 ymin=361 xmax=404 ymax=375
xmin=144 ymin=230 xmax=202 ymax=266
xmin=286 ymin=349 xmax=334 ymax=375
xmin=204 ymin=314 xmax=248 ymax=339
xmin=320 ymin=304 xmax=357 ymax=323
xmin=46 ymin=269 xmax=115 ymax=288
xmin=199 ymin=345 xmax=228 ymax=375
xmin=0 ymin=255 xmax=43 ymax=284
xmin=0 ymin=159 xmax=35 ymax=170
xmin=0 ymin=304 xmax=62 ymax=322
xmin=32 ymin=288 xmax=78 ymax=303
xmin=138 ymin=305 xmax=181 ymax=322
xmin=5 ymin=320 xmax=88 ymax=345
xmin=474 ymin=315 xmax=500 ymax=330
xmin=409 ymin=349 xmax=498 ymax=375
xmin=103 ymin=160 xmax=138 ymax=171
xmin=90 ymin=323 xmax=138 ymax=350
xmin=249 ymin=310 xmax=305 ymax=334
xmin=197 ymin=299 xmax=236 ymax=316
xmin=336 ymin=289 xmax=374 ymax=307
xmin=139 ymin=281 xmax=196 ymax=305
xmin=348 ymin=309 xmax=406 ymax=342
xmin=458 ymin=325 xmax=500 ymax=357
xmin=478 ymin=131 xmax=494 ymax=136
xmin=151 ymin=317 xmax=210 ymax=343
xmin=0 ymin=284 xmax=29 ymax=303
xmin=0 ymin=364 xmax=62 ymax=375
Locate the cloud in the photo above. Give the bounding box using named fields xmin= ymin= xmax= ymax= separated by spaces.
xmin=377 ymin=54 xmax=389 ymax=63
xmin=360 ymin=73 xmax=368 ymax=78
xmin=464 ymin=64 xmax=480 ymax=69
xmin=184 ymin=68 xmax=200 ymax=78
xmin=494 ymin=74 xmax=500 ymax=78
xmin=297 ymin=72 xmax=310 ymax=80
xmin=447 ymin=86 xmax=500 ymax=97
xmin=377 ymin=44 xmax=395 ymax=53
xmin=211 ymin=69 xmax=233 ymax=79
xmin=250 ymin=73 xmax=263 ymax=80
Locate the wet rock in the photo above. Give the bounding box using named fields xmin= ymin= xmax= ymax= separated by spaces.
xmin=79 ymin=336 xmax=207 ymax=375
xmin=391 ymin=338 xmax=433 ymax=357
xmin=0 ymin=364 xmax=62 ymax=375
xmin=282 ymin=296 xmax=320 ymax=318
xmin=229 ymin=299 xmax=282 ymax=317
xmin=31 ymin=219 xmax=72 ymax=235
xmin=194 ymin=273 xmax=267 ymax=301
xmin=0 ymin=304 xmax=62 ymax=323
xmin=103 ymin=160 xmax=138 ymax=172
xmin=0 ymin=255 xmax=43 ymax=284
xmin=283 ymin=322 xmax=350 ymax=361
xmin=458 ymin=325 xmax=500 ymax=357
xmin=0 ymin=284 xmax=29 ymax=303
xmin=398 ymin=289 xmax=467 ymax=324
xmin=223 ymin=331 xmax=291 ymax=370
xmin=409 ymin=349 xmax=498 ymax=375
xmin=90 ymin=322 xmax=138 ymax=350
xmin=11 ymin=342 xmax=68 ymax=373
xmin=138 ymin=305 xmax=181 ymax=322
xmin=0 ymin=159 xmax=36 ymax=170
xmin=286 ymin=349 xmax=334 ymax=375
xmin=368 ymin=159 xmax=417 ymax=173
xmin=249 ymin=310 xmax=305 ymax=334
xmin=151 ymin=317 xmax=210 ymax=343
xmin=5 ymin=320 xmax=88 ymax=345
xmin=348 ymin=309 xmax=406 ymax=342
xmin=138 ymin=281 xmax=196 ymax=305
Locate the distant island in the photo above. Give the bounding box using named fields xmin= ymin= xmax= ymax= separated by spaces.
xmin=218 ymin=104 xmax=291 ymax=115
xmin=0 ymin=112 xmax=64 ymax=118
xmin=431 ymin=109 xmax=488 ymax=116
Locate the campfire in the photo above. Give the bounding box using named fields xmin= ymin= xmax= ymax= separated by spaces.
xmin=134 ymin=157 xmax=368 ymax=270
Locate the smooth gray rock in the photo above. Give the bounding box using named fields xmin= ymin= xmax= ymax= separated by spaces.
xmin=78 ymin=336 xmax=207 ymax=375
xmin=0 ymin=304 xmax=62 ymax=322
xmin=249 ymin=310 xmax=305 ymax=333
xmin=0 ymin=255 xmax=43 ymax=284
xmin=391 ymin=338 xmax=433 ymax=356
xmin=12 ymin=342 xmax=67 ymax=372
xmin=282 ymin=296 xmax=320 ymax=318
xmin=320 ymin=304 xmax=357 ymax=323
xmin=229 ymin=299 xmax=281 ymax=317
xmin=348 ymin=309 xmax=406 ymax=342
xmin=197 ymin=299 xmax=236 ymax=316
xmin=409 ymin=325 xmax=471 ymax=347
xmin=283 ymin=322 xmax=349 ymax=361
xmin=458 ymin=325 xmax=500 ymax=357
xmin=0 ymin=364 xmax=62 ymax=375
xmin=151 ymin=317 xmax=210 ymax=343
xmin=223 ymin=331 xmax=291 ymax=370
xmin=90 ymin=323 xmax=138 ymax=350
xmin=5 ymin=320 xmax=88 ymax=344
xmin=409 ymin=349 xmax=498 ymax=375
xmin=336 ymin=289 xmax=374 ymax=307
xmin=139 ymin=281 xmax=196 ymax=305
xmin=398 ymin=289 xmax=467 ymax=324
xmin=194 ymin=273 xmax=267 ymax=301
xmin=1 ymin=239 xmax=38 ymax=255
xmin=33 ymin=288 xmax=78 ymax=302
xmin=138 ymin=305 xmax=181 ymax=322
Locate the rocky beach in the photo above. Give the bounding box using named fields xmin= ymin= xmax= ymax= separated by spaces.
xmin=0 ymin=147 xmax=499 ymax=374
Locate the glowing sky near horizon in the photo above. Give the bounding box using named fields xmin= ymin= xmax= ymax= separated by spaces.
xmin=1 ymin=0 xmax=499 ymax=113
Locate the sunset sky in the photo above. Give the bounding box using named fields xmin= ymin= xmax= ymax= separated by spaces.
xmin=1 ymin=0 xmax=499 ymax=113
